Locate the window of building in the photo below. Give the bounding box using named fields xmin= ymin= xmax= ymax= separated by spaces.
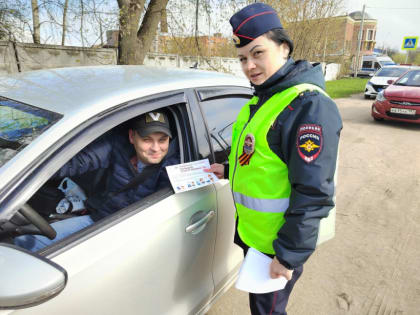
xmin=367 ymin=29 xmax=374 ymax=41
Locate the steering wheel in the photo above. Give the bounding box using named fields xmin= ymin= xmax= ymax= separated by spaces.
xmin=19 ymin=203 xmax=57 ymax=240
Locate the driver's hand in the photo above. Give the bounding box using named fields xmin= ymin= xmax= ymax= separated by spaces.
xmin=204 ymin=163 xmax=225 ymax=179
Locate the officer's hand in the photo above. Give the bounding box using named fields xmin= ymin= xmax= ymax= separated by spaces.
xmin=270 ymin=256 xmax=293 ymax=281
xmin=204 ymin=163 xmax=225 ymax=179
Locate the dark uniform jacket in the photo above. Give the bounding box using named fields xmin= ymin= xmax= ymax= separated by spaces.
xmin=56 ymin=130 xmax=180 ymax=221
xmin=232 ymin=58 xmax=342 ymax=269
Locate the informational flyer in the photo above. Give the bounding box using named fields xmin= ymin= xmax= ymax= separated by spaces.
xmin=235 ymin=247 xmax=287 ymax=293
xmin=166 ymin=159 xmax=219 ymax=193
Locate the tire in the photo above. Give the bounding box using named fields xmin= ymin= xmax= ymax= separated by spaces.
xmin=364 ymin=94 xmax=371 ymax=99
xmin=373 ymin=116 xmax=384 ymax=122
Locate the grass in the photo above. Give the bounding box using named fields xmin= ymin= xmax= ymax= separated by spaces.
xmin=325 ymin=77 xmax=369 ymax=99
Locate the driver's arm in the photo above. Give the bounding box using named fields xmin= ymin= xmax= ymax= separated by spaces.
xmin=54 ymin=136 xmax=112 ymax=178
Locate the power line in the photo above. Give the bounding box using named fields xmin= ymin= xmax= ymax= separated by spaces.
xmin=366 ymin=7 xmax=420 ymax=10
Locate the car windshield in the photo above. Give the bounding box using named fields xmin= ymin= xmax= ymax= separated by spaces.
xmin=0 ymin=97 xmax=62 ymax=168
xmin=376 ymin=67 xmax=408 ymax=77
xmin=395 ymin=70 xmax=420 ymax=87
xmin=379 ymin=61 xmax=395 ymax=66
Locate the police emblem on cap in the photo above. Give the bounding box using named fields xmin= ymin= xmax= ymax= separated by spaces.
xmin=239 ymin=133 xmax=255 ymax=166
xmin=232 ymin=34 xmax=241 ymax=45
xmin=296 ymin=124 xmax=323 ymax=163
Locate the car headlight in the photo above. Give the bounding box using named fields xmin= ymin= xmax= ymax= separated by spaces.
xmin=376 ymin=91 xmax=386 ymax=102
xmin=366 ymin=81 xmax=373 ymax=86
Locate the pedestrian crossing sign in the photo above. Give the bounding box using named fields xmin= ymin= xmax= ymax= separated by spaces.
xmin=402 ymin=36 xmax=418 ymax=50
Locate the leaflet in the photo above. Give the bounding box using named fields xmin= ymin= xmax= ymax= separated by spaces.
xmin=235 ymin=247 xmax=287 ymax=294
xmin=166 ymin=159 xmax=219 ymax=193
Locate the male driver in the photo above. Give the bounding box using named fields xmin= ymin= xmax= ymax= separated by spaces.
xmin=15 ymin=110 xmax=179 ymax=251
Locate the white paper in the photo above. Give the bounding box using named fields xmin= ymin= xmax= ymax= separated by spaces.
xmin=235 ymin=248 xmax=287 ymax=294
xmin=165 ymin=159 xmax=219 ymax=193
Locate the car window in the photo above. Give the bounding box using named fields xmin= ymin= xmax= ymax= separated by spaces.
xmin=200 ymin=96 xmax=250 ymax=164
xmin=376 ymin=67 xmax=408 ymax=77
xmin=0 ymin=97 xmax=62 ymax=167
xmin=396 ymin=70 xmax=420 ymax=87
xmin=362 ymin=61 xmax=372 ymax=68
xmin=5 ymin=101 xmax=186 ymax=253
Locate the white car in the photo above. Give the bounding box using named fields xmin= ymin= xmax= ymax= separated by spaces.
xmin=364 ymin=65 xmax=415 ymax=99
xmin=0 ymin=66 xmax=252 ymax=314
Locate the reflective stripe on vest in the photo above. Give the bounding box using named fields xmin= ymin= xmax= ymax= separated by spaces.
xmin=233 ymin=192 xmax=289 ymax=213
xmin=229 ymin=83 xmax=329 ymax=255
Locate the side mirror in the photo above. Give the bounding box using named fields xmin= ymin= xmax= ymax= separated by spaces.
xmin=0 ymin=244 xmax=67 ymax=309
xmin=387 ymin=80 xmax=394 ymax=85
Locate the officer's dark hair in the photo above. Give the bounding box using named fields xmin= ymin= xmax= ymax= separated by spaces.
xmin=264 ymin=28 xmax=294 ymax=56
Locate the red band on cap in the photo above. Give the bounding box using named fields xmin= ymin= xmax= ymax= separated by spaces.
xmin=234 ymin=11 xmax=276 ymax=34
xmin=235 ymin=33 xmax=255 ymax=41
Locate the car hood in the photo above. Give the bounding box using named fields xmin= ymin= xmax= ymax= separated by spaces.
xmin=385 ymin=85 xmax=420 ymax=100
xmin=370 ymin=76 xmax=398 ymax=85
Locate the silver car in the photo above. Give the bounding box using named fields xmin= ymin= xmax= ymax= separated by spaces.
xmin=0 ymin=66 xmax=253 ymax=314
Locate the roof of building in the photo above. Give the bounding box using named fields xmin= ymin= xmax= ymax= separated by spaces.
xmin=349 ymin=11 xmax=375 ymax=21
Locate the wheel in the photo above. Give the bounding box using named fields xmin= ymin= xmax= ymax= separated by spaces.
xmin=373 ymin=116 xmax=384 ymax=122
xmin=364 ymin=94 xmax=371 ymax=99
xmin=19 ymin=203 xmax=56 ymax=240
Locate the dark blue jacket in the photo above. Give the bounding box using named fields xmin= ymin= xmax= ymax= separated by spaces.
xmin=236 ymin=58 xmax=343 ymax=269
xmin=56 ymin=130 xmax=179 ymax=221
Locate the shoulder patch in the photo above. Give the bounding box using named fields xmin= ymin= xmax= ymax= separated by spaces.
xmin=296 ymin=124 xmax=323 ymax=163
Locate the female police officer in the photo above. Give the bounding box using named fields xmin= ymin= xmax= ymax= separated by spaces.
xmin=208 ymin=2 xmax=342 ymax=314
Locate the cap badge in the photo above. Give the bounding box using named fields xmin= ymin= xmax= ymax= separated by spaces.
xmin=239 ymin=133 xmax=255 ymax=166
xmin=232 ymin=34 xmax=241 ymax=45
xmin=146 ymin=112 xmax=165 ymax=123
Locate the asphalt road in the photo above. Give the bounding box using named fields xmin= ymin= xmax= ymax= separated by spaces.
xmin=208 ymin=93 xmax=420 ymax=315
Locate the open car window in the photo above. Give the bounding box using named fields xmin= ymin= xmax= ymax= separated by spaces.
xmin=1 ymin=97 xmax=188 ymax=254
xmin=0 ymin=97 xmax=62 ymax=168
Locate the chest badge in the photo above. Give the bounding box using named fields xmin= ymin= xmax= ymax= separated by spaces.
xmin=239 ymin=133 xmax=255 ymax=166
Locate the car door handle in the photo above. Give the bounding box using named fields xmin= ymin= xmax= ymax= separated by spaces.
xmin=185 ymin=210 xmax=215 ymax=233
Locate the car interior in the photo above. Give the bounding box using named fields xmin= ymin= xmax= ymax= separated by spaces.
xmin=0 ymin=105 xmax=188 ymax=250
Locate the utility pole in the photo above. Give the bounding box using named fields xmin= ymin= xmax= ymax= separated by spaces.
xmin=354 ymin=4 xmax=366 ymax=78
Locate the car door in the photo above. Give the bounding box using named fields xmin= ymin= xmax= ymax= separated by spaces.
xmin=0 ymin=93 xmax=216 ymax=315
xmin=186 ymin=87 xmax=253 ymax=295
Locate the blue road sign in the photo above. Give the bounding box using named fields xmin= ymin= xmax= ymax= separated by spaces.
xmin=402 ymin=37 xmax=418 ymax=50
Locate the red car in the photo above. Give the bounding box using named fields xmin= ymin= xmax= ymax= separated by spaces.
xmin=371 ymin=69 xmax=420 ymax=123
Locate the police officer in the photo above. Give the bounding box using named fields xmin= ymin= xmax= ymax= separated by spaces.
xmin=207 ymin=3 xmax=342 ymax=314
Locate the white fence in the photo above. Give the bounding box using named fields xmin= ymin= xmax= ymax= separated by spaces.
xmin=0 ymin=41 xmax=340 ymax=80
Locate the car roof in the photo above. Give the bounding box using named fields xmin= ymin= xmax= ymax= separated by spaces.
xmin=0 ymin=65 xmax=250 ymax=115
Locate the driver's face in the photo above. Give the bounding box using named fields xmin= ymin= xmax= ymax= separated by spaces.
xmin=129 ymin=130 xmax=169 ymax=165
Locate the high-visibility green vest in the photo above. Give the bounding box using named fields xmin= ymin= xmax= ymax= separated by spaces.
xmin=229 ymin=83 xmax=328 ymax=255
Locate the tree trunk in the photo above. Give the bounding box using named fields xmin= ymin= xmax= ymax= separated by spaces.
xmin=31 ymin=0 xmax=40 ymax=44
xmin=117 ymin=0 xmax=145 ymax=64
xmin=136 ymin=0 xmax=169 ymax=64
xmin=80 ymin=0 xmax=85 ymax=47
xmin=61 ymin=0 xmax=69 ymax=45
xmin=117 ymin=0 xmax=168 ymax=65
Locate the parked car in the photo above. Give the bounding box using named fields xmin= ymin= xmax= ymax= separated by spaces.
xmin=371 ymin=69 xmax=420 ymax=123
xmin=355 ymin=54 xmax=395 ymax=77
xmin=0 ymin=66 xmax=252 ymax=314
xmin=364 ymin=65 xmax=414 ymax=99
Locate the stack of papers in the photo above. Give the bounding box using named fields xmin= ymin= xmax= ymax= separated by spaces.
xmin=235 ymin=248 xmax=287 ymax=293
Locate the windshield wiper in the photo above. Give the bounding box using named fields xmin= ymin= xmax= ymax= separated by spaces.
xmin=0 ymin=137 xmax=22 ymax=150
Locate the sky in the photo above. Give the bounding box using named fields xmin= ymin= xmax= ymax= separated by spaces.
xmin=344 ymin=0 xmax=420 ymax=52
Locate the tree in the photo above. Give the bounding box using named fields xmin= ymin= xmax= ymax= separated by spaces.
xmin=117 ymin=0 xmax=169 ymax=65
xmin=31 ymin=0 xmax=41 ymax=43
